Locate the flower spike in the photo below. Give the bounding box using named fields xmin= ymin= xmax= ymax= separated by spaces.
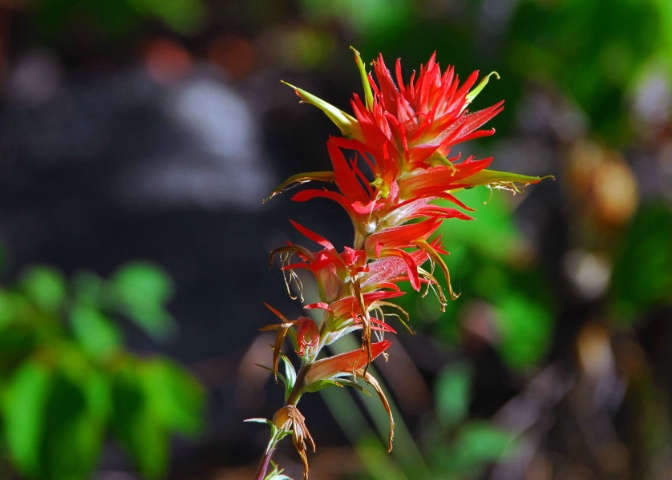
xmin=255 ymin=48 xmax=549 ymax=479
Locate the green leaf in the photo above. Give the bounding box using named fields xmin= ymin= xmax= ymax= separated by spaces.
xmin=302 ymin=378 xmax=349 ymax=394
xmin=495 ymin=293 xmax=552 ymax=368
xmin=447 ymin=422 xmax=516 ymax=471
xmin=0 ymin=298 xmax=39 ymax=367
xmin=55 ymin=346 xmax=111 ymax=422
xmin=1 ymin=357 xmax=53 ymax=477
xmin=435 ymin=421 xmax=515 ymax=478
xmin=110 ymin=363 xmax=169 ymax=479
xmin=280 ymin=354 xmax=297 ymax=401
xmin=264 ymin=461 xmax=294 ymax=480
xmin=244 ymin=417 xmax=273 ymax=426
xmin=610 ymin=204 xmax=672 ymax=320
xmin=19 ymin=266 xmax=67 ymax=314
xmin=333 ymin=378 xmax=369 ymax=394
xmin=435 ymin=362 xmax=471 ymax=427
xmin=40 ymin=371 xmax=105 ymax=480
xmin=69 ymin=303 xmax=121 ymax=359
xmin=436 ymin=187 xmax=522 ymax=262
xmin=139 ymin=358 xmax=204 ymax=435
xmin=508 ymin=0 xmax=667 ymax=143
xmin=111 ymin=262 xmax=176 ymax=340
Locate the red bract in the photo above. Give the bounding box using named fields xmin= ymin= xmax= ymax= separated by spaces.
xmin=351 ymin=52 xmax=503 ymax=174
xmin=291 ymin=139 xmax=388 ymax=239
xmin=304 ymin=340 xmax=392 ymax=385
xmin=396 ymin=156 xmax=493 ymax=199
xmin=271 ymin=220 xmax=368 ymax=303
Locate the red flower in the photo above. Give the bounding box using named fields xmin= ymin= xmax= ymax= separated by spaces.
xmin=351 ymin=52 xmax=503 ymax=175
xmin=291 ymin=138 xmax=388 ymax=239
xmin=304 ymin=340 xmax=392 ymax=385
xmin=272 ymin=220 xmax=368 ymax=303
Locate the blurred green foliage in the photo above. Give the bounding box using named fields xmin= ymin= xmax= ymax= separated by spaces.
xmin=0 ymin=263 xmax=204 ymax=480
xmin=506 ymin=0 xmax=672 ymax=143
xmin=298 ymin=0 xmax=413 ymax=38
xmin=398 ymin=187 xmax=553 ymax=370
xmin=32 ymin=0 xmax=205 ymax=47
xmin=427 ymin=362 xmax=516 ymax=478
xmin=610 ymin=204 xmax=672 ymax=322
xmin=327 ymin=359 xmax=516 ymax=480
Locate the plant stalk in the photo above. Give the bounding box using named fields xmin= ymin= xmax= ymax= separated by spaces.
xmin=255 ymin=441 xmax=277 ymax=480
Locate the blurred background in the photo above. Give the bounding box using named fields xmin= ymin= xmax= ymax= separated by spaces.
xmin=0 ymin=0 xmax=671 ymax=479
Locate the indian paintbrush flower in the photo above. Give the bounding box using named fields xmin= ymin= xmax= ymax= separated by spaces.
xmin=252 ymin=48 xmax=547 ymax=480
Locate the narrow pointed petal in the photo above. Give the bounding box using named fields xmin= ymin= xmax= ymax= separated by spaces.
xmin=289 ymin=220 xmax=336 ymax=250
xmin=366 ymin=219 xmax=442 ymax=254
xmin=327 ymin=138 xmax=371 ymax=204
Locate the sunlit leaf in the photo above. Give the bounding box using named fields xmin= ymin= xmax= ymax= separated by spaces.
xmin=110 ymin=363 xmax=168 ymax=479
xmin=69 ymin=303 xmax=121 ymax=359
xmin=111 ymin=262 xmax=176 ymax=340
xmin=1 ymin=357 xmax=53 ymax=477
xmin=139 ymin=358 xmax=204 ymax=435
